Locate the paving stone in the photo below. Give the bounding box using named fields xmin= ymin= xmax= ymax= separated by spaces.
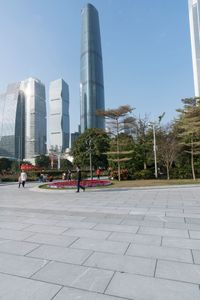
xmin=63 ymin=228 xmax=111 ymax=239
xmin=27 ymin=244 xmax=92 ymax=264
xmin=0 ymin=240 xmax=39 ymax=255
xmin=162 ymin=237 xmax=200 ymax=250
xmin=82 ymin=217 xmax=123 ymax=224
xmin=84 ymin=251 xmax=156 ymax=276
xmin=126 ymin=244 xmax=193 ymax=263
xmin=93 ymin=223 xmax=139 ymax=233
xmin=185 ymin=217 xmax=200 ymax=224
xmin=189 ymin=230 xmax=200 ymax=239
xmin=0 ymin=229 xmax=33 ymax=241
xmin=55 ymin=220 xmax=96 ymax=229
xmin=23 ymin=217 xmax=59 ymax=225
xmin=53 ymin=286 xmax=125 ymax=300
xmin=0 ymin=252 xmax=48 ymax=277
xmin=71 ymin=238 xmax=129 ymax=254
xmin=106 ymin=272 xmax=200 ymax=300
xmin=165 ymin=222 xmax=200 ymax=230
xmin=0 ymin=273 xmax=61 ymax=300
xmin=0 ymin=221 xmax=31 ymax=230
xmin=23 ymin=224 xmax=67 ymax=234
xmin=122 ymin=219 xmax=164 ymax=228
xmin=192 ymin=250 xmax=200 ymax=264
xmin=156 ymin=260 xmax=200 ymax=284
xmin=25 ymin=233 xmax=78 ymax=247
xmin=32 ymin=261 xmax=114 ymax=293
xmin=139 ymin=226 xmax=189 ymax=238
xmin=108 ymin=232 xmax=161 ymax=245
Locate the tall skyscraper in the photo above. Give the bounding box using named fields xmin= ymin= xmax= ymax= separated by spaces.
xmin=80 ymin=3 xmax=105 ymax=133
xmin=188 ymin=0 xmax=200 ymax=97
xmin=0 ymin=77 xmax=46 ymax=160
xmin=49 ymin=79 xmax=70 ymax=152
xmin=0 ymin=83 xmax=25 ymax=159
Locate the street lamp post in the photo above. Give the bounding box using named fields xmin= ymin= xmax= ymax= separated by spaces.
xmin=149 ymin=113 xmax=165 ymax=179
xmin=152 ymin=123 xmax=158 ymax=179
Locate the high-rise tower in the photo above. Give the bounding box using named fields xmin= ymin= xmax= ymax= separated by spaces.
xmin=80 ymin=3 xmax=105 ymax=133
xmin=0 ymin=77 xmax=46 ymax=160
xmin=188 ymin=0 xmax=200 ymax=97
xmin=49 ymin=79 xmax=70 ymax=152
xmin=20 ymin=77 xmax=46 ymax=159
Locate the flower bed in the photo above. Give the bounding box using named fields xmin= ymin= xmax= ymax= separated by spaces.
xmin=47 ymin=179 xmax=112 ymax=189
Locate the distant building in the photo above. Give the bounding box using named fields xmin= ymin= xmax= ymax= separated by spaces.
xmin=20 ymin=77 xmax=46 ymax=159
xmin=71 ymin=131 xmax=80 ymax=147
xmin=0 ymin=77 xmax=46 ymax=160
xmin=49 ymin=79 xmax=70 ymax=152
xmin=0 ymin=83 xmax=25 ymax=159
xmin=188 ymin=0 xmax=200 ymax=97
xmin=80 ymin=3 xmax=105 ymax=133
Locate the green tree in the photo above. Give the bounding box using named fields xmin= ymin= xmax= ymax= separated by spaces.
xmin=60 ymin=158 xmax=73 ymax=170
xmin=35 ymin=155 xmax=51 ymax=169
xmin=156 ymin=124 xmax=179 ymax=180
xmin=176 ymin=97 xmax=200 ymax=180
xmin=97 ymin=105 xmax=135 ymax=180
xmin=70 ymin=128 xmax=110 ymax=171
xmin=0 ymin=158 xmax=12 ymax=174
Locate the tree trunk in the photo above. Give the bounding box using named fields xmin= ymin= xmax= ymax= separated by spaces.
xmin=191 ymin=139 xmax=196 ymax=180
xmin=166 ymin=164 xmax=170 ymax=180
xmin=116 ymin=120 xmax=120 ymax=181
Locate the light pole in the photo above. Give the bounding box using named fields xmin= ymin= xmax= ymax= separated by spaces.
xmin=149 ymin=113 xmax=165 ymax=179
xmin=152 ymin=122 xmax=158 ymax=179
xmin=86 ymin=138 xmax=93 ymax=180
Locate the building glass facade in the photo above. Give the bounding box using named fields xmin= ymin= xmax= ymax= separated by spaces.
xmin=0 ymin=77 xmax=46 ymax=160
xmin=188 ymin=0 xmax=200 ymax=97
xmin=49 ymin=79 xmax=70 ymax=152
xmin=20 ymin=78 xmax=46 ymax=159
xmin=80 ymin=3 xmax=105 ymax=133
xmin=0 ymin=83 xmax=25 ymax=159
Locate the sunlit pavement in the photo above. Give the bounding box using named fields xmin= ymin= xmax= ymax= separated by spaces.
xmin=0 ymin=182 xmax=200 ymax=299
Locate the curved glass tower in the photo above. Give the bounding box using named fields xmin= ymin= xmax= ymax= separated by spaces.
xmin=80 ymin=3 xmax=105 ymax=133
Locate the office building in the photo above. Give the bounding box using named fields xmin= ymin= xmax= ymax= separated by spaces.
xmin=188 ymin=0 xmax=200 ymax=97
xmin=0 ymin=77 xmax=46 ymax=160
xmin=80 ymin=3 xmax=105 ymax=133
xmin=0 ymin=83 xmax=25 ymax=159
xmin=49 ymin=79 xmax=70 ymax=152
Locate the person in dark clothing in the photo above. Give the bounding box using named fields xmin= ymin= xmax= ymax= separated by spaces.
xmin=76 ymin=166 xmax=85 ymax=192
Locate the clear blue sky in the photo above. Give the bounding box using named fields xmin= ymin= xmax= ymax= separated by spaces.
xmin=0 ymin=0 xmax=194 ymax=132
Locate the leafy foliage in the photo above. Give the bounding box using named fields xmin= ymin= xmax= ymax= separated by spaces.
xmin=70 ymin=128 xmax=110 ymax=170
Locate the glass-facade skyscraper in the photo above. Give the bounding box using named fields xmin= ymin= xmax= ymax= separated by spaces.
xmin=0 ymin=83 xmax=25 ymax=159
xmin=0 ymin=77 xmax=46 ymax=160
xmin=80 ymin=3 xmax=105 ymax=133
xmin=188 ymin=0 xmax=200 ymax=96
xmin=49 ymin=79 xmax=70 ymax=152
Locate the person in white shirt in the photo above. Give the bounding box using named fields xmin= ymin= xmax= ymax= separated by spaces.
xmin=19 ymin=171 xmax=27 ymax=188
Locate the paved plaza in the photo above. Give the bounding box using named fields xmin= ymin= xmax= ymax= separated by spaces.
xmin=0 ymin=182 xmax=200 ymax=299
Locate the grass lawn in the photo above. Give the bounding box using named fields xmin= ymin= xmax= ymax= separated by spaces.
xmin=109 ymin=179 xmax=200 ymax=188
xmin=39 ymin=178 xmax=200 ymax=190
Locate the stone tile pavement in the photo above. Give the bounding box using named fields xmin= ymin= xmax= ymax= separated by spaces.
xmin=0 ymin=182 xmax=200 ymax=299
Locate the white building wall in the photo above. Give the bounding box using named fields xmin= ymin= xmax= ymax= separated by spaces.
xmin=188 ymin=0 xmax=200 ymax=97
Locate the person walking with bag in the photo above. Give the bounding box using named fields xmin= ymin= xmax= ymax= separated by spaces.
xmin=76 ymin=166 xmax=85 ymax=193
xmin=19 ymin=170 xmax=27 ymax=188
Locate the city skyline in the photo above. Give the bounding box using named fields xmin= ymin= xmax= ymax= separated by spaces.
xmin=0 ymin=0 xmax=195 ymax=131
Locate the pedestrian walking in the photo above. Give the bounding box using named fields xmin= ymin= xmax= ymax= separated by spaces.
xmin=18 ymin=170 xmax=27 ymax=188
xmin=76 ymin=166 xmax=85 ymax=192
